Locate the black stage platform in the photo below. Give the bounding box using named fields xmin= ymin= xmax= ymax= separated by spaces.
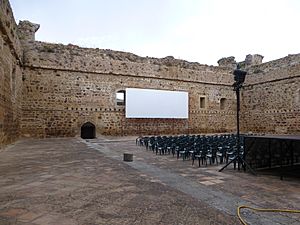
xmin=244 ymin=135 xmax=300 ymax=179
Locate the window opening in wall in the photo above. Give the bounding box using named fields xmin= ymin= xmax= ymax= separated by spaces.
xmin=200 ymin=97 xmax=206 ymax=109
xmin=116 ymin=90 xmax=125 ymax=106
xmin=220 ymin=98 xmax=226 ymax=110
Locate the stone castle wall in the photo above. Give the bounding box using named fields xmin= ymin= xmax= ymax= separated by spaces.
xmin=0 ymin=0 xmax=23 ymax=147
xmin=21 ymin=41 xmax=237 ymax=137
xmin=0 ymin=0 xmax=299 ymax=147
xmin=241 ymin=55 xmax=300 ymax=134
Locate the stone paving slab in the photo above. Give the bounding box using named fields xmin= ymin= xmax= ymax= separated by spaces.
xmin=0 ymin=137 xmax=299 ymax=225
xmin=87 ymin=137 xmax=300 ymax=225
xmin=0 ymin=138 xmax=238 ymax=225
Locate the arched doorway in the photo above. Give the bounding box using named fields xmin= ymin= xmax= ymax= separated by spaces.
xmin=81 ymin=122 xmax=96 ymax=139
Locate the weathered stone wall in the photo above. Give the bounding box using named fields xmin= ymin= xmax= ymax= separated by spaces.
xmin=0 ymin=0 xmax=23 ymax=147
xmin=2 ymin=0 xmax=299 ymax=142
xmin=19 ymin=25 xmax=300 ymax=137
xmin=20 ymin=41 xmax=237 ymax=137
xmin=241 ymin=55 xmax=300 ymax=134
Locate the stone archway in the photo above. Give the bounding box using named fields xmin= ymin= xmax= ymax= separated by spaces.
xmin=81 ymin=122 xmax=96 ymax=139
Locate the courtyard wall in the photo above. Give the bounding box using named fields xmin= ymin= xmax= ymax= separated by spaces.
xmin=0 ymin=0 xmax=299 ymax=147
xmin=21 ymin=41 xmax=237 ymax=136
xmin=241 ymin=55 xmax=300 ymax=134
xmin=0 ymin=0 xmax=23 ymax=147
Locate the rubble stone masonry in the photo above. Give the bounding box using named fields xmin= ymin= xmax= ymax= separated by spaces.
xmin=0 ymin=0 xmax=23 ymax=147
xmin=20 ymin=41 xmax=236 ymax=137
xmin=0 ymin=0 xmax=299 ymax=147
xmin=242 ymin=55 xmax=300 ymax=134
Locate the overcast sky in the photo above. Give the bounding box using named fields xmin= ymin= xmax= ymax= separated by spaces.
xmin=10 ymin=0 xmax=300 ymax=65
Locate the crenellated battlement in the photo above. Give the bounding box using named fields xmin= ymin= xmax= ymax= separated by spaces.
xmin=17 ymin=20 xmax=40 ymax=42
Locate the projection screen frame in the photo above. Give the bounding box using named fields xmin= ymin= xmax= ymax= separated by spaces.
xmin=125 ymin=88 xmax=189 ymax=119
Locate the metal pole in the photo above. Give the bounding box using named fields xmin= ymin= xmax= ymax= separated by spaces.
xmin=219 ymin=68 xmax=256 ymax=175
xmin=236 ymin=86 xmax=240 ymax=170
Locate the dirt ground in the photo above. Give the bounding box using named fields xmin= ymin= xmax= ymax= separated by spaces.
xmin=0 ymin=137 xmax=299 ymax=225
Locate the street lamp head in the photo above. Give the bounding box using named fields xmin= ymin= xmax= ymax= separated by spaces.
xmin=233 ymin=69 xmax=247 ymax=84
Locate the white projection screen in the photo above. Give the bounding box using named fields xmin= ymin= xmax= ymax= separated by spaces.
xmin=125 ymin=88 xmax=189 ymax=119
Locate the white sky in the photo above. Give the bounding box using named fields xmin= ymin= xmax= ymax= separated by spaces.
xmin=10 ymin=0 xmax=300 ymax=65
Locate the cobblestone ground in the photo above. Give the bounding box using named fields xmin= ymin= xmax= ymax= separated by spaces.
xmin=0 ymin=137 xmax=299 ymax=225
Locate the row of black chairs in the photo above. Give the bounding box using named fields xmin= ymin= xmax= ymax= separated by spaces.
xmin=137 ymin=134 xmax=245 ymax=167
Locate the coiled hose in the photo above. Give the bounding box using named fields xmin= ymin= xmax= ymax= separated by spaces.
xmin=237 ymin=205 xmax=300 ymax=225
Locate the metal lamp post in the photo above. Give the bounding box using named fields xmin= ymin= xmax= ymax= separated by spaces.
xmin=219 ymin=65 xmax=255 ymax=174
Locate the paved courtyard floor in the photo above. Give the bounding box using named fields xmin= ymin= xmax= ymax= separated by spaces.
xmin=0 ymin=137 xmax=299 ymax=225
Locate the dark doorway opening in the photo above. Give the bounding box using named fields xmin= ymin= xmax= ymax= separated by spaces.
xmin=81 ymin=122 xmax=96 ymax=139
